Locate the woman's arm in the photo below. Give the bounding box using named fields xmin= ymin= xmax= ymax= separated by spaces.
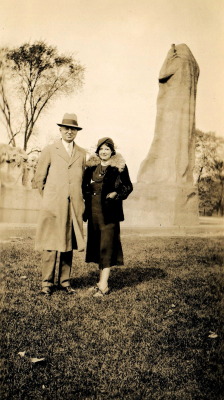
xmin=115 ymin=165 xmax=133 ymax=200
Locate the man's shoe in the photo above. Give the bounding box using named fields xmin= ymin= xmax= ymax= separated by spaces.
xmin=61 ymin=286 xmax=76 ymax=294
xmin=41 ymin=287 xmax=52 ymax=296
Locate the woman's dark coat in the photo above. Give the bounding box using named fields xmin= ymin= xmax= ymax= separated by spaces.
xmin=82 ymin=153 xmax=133 ymax=225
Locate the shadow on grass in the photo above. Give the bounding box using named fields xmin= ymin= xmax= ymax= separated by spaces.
xmin=71 ymin=266 xmax=167 ymax=291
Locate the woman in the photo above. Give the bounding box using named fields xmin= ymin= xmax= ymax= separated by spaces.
xmin=82 ymin=137 xmax=133 ymax=296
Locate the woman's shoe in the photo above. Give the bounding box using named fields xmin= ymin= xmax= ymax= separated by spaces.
xmin=93 ymin=286 xmax=110 ymax=297
xmin=87 ymin=286 xmax=99 ymax=294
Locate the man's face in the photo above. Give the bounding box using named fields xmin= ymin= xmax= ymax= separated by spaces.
xmin=60 ymin=126 xmax=78 ymax=143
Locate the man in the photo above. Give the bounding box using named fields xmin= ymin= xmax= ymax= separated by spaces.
xmin=33 ymin=113 xmax=86 ymax=296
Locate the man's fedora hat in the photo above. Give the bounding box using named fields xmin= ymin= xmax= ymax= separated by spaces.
xmin=57 ymin=113 xmax=82 ymax=130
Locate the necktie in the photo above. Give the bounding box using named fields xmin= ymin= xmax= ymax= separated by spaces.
xmin=67 ymin=142 xmax=73 ymax=157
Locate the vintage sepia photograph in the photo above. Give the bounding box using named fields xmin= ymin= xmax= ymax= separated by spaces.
xmin=0 ymin=0 xmax=223 ymax=399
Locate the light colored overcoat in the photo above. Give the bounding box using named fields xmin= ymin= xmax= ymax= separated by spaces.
xmin=34 ymin=139 xmax=86 ymax=252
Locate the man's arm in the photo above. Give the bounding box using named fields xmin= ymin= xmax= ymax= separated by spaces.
xmin=32 ymin=146 xmax=51 ymax=195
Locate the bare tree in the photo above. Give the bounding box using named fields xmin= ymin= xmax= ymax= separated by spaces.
xmin=0 ymin=48 xmax=17 ymax=146
xmin=195 ymin=129 xmax=224 ymax=216
xmin=0 ymin=41 xmax=85 ymax=150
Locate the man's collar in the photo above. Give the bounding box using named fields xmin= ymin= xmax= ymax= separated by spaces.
xmin=61 ymin=139 xmax=74 ymax=147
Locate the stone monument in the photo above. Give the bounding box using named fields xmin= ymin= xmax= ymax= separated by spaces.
xmin=125 ymin=44 xmax=200 ymax=226
xmin=0 ymin=144 xmax=40 ymax=222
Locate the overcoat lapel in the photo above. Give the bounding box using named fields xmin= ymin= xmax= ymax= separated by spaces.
xmin=55 ymin=140 xmax=70 ymax=162
xmin=55 ymin=140 xmax=81 ymax=166
xmin=69 ymin=145 xmax=81 ymax=166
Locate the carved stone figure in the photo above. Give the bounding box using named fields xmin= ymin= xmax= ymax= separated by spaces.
xmin=0 ymin=144 xmax=39 ymax=223
xmin=138 ymin=43 xmax=199 ymax=184
xmin=0 ymin=144 xmax=28 ymax=187
xmin=125 ymin=44 xmax=200 ymax=226
xmin=22 ymin=153 xmax=39 ymax=188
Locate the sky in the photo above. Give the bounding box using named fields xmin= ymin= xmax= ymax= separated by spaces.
xmin=0 ymin=0 xmax=224 ymax=181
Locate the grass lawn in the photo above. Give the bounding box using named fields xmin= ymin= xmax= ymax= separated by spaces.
xmin=1 ymin=226 xmax=224 ymax=400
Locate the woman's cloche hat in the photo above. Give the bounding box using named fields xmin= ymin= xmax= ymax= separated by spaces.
xmin=57 ymin=113 xmax=82 ymax=130
xmin=96 ymin=137 xmax=115 ymax=154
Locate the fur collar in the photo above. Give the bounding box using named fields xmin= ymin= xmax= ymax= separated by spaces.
xmin=86 ymin=153 xmax=126 ymax=172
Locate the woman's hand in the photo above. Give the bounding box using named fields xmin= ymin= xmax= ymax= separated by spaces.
xmin=106 ymin=191 xmax=117 ymax=199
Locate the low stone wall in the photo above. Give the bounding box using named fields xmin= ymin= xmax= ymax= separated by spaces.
xmin=124 ymin=183 xmax=199 ymax=227
xmin=0 ymin=186 xmax=40 ymax=223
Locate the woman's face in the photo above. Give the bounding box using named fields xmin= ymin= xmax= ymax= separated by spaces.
xmin=98 ymin=144 xmax=112 ymax=161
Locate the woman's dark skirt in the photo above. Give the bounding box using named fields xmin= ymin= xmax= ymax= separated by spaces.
xmin=85 ymin=194 xmax=124 ymax=269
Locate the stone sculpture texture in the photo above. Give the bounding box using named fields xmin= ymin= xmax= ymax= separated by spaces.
xmin=138 ymin=43 xmax=199 ymax=185
xmin=0 ymin=143 xmax=40 ymax=222
xmin=125 ymin=44 xmax=200 ymax=226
